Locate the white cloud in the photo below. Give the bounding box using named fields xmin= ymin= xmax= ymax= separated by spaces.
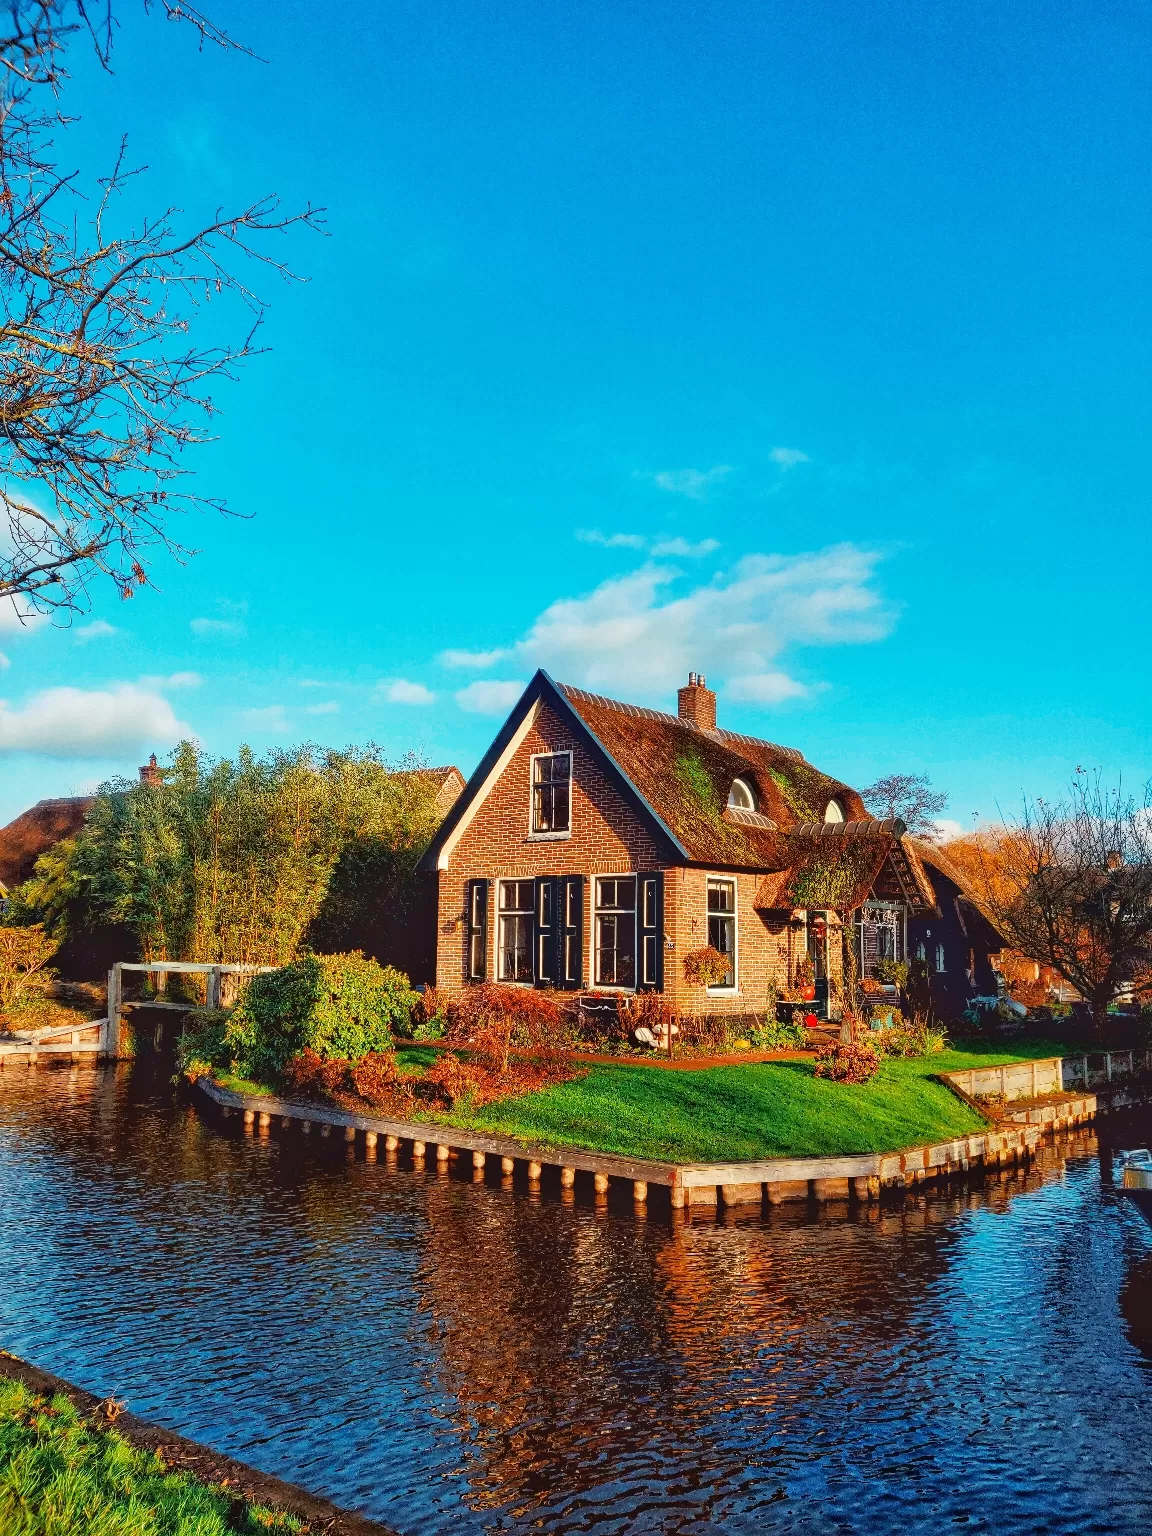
xmin=190 ymin=617 xmax=245 ymax=638
xmin=139 ymin=671 xmax=202 ymax=690
xmin=0 ymin=599 xmax=48 ymax=635
xmin=380 ymin=679 xmax=436 ymax=706
xmin=576 ymin=529 xmax=647 ymax=550
xmin=726 ymin=671 xmax=811 ymax=704
xmin=304 ymin=700 xmax=341 ymax=715
xmin=455 ymin=679 xmax=526 ymax=715
xmin=0 ymin=652 xmax=8 ymax=671
xmin=438 ymin=647 xmax=510 ymax=669
xmin=241 ymin=705 xmax=290 ymax=732
xmin=443 ymin=544 xmax=893 ymax=706
xmin=650 ymin=537 xmax=720 ymax=558
xmin=73 ymin=619 xmax=119 ymax=643
xmin=931 ymin=818 xmax=965 ymax=843
xmin=651 ymin=465 xmax=733 ymax=499
xmin=769 ymin=446 xmax=810 ymax=469
xmin=0 ymin=684 xmax=190 ymax=757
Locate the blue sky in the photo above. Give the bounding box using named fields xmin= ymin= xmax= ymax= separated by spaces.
xmin=2 ymin=0 xmax=1150 ymax=830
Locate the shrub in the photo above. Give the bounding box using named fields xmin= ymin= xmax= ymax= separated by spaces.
xmin=747 ymin=1014 xmax=807 ymax=1050
xmin=873 ymin=958 xmax=909 ymax=988
xmin=616 ymin=991 xmax=680 ymax=1048
xmin=0 ymin=924 xmax=58 ymax=1017
xmin=813 ymin=1040 xmax=882 ymax=1083
xmin=683 ymin=946 xmax=731 ymax=987
xmin=224 ymin=952 xmax=417 ymax=1082
xmin=174 ymin=1009 xmax=230 ymax=1081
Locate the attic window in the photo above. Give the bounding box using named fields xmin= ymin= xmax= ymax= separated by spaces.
xmin=824 ymin=798 xmax=845 ymax=824
xmin=727 ymin=778 xmax=757 ymax=812
xmin=531 ymin=752 xmax=571 ymax=836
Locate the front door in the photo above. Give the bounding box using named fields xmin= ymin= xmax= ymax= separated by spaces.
xmin=808 ymin=914 xmax=829 ymax=1017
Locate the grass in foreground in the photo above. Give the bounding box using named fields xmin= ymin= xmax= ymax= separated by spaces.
xmin=215 ymin=1038 xmax=1069 ymax=1165
xmin=0 ymin=1376 xmax=300 ymax=1536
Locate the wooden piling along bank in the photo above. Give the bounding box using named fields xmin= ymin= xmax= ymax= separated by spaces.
xmin=196 ymin=1076 xmax=1097 ymax=1211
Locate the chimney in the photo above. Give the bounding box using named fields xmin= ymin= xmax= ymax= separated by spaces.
xmin=677 ymin=672 xmax=717 ymax=733
xmin=139 ymin=753 xmax=161 ymax=786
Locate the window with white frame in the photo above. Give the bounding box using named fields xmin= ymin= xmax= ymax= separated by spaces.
xmin=594 ymin=877 xmax=636 ymax=987
xmin=498 ymin=879 xmax=535 ymax=983
xmin=727 ymin=778 xmax=756 ymax=811
xmin=707 ymin=879 xmax=736 ymax=989
xmin=935 ymin=943 xmax=946 ymax=974
xmin=531 ymin=752 xmax=571 ymax=835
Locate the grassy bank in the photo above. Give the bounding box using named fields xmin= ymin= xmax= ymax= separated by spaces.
xmin=424 ymin=1041 xmax=1066 ymax=1162
xmin=218 ymin=1038 xmax=1066 ymax=1164
xmin=0 ymin=1375 xmax=300 ymax=1536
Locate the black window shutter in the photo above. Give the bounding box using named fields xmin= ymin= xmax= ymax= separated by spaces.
xmin=467 ymin=879 xmax=489 ymax=982
xmin=534 ymin=876 xmax=558 ymax=986
xmin=559 ymin=875 xmax=584 ymax=990
xmin=639 ymin=872 xmax=664 ymax=990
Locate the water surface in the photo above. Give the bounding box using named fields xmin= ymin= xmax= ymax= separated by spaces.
xmin=1 ymin=1062 xmax=1150 ymax=1534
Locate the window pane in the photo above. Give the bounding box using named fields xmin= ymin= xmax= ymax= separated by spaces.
xmin=500 ymin=912 xmax=533 ymax=982
xmin=595 ymin=912 xmax=636 ymax=986
xmin=707 ymin=880 xmax=734 ymax=914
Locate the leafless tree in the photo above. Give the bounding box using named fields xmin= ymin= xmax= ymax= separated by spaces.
xmin=861 ymin=772 xmax=948 ymax=837
xmin=0 ymin=1 xmax=322 ymax=618
xmin=967 ymin=772 xmax=1152 ymax=1032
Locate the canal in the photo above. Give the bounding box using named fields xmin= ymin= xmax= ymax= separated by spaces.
xmin=1 ymin=1061 xmax=1150 ymax=1535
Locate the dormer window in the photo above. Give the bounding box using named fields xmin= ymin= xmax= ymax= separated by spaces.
xmin=824 ymin=798 xmax=845 ymax=823
xmin=727 ymin=778 xmax=757 ymax=812
xmin=531 ymin=751 xmax=572 ymax=835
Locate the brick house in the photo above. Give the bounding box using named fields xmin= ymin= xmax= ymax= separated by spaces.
xmin=419 ymin=670 xmax=963 ymax=1018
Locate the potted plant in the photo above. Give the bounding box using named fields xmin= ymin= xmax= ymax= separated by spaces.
xmin=792 ymin=955 xmax=816 ymax=1002
xmin=683 ymin=946 xmax=731 ymax=988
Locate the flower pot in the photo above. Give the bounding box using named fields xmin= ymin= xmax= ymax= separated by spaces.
xmin=802 ymin=985 xmax=816 ymax=1001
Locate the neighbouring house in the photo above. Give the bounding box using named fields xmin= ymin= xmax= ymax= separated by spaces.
xmin=0 ymin=796 xmax=94 ymax=896
xmin=904 ymin=842 xmax=1007 ymax=1016
xmin=418 ymin=670 xmax=999 ymax=1018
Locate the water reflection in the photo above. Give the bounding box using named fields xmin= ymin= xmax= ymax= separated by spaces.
xmin=1 ymin=1062 xmax=1150 ymax=1535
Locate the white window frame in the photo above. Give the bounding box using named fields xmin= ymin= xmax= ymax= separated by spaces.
xmin=824 ymin=797 xmax=846 ymax=824
xmin=593 ymin=873 xmax=639 ymax=991
xmin=706 ymin=877 xmax=738 ymax=993
xmin=727 ymin=778 xmax=756 ymax=811
xmin=497 ymin=878 xmax=535 ymax=985
xmin=935 ymin=943 xmax=946 ymax=974
xmin=528 ymin=749 xmax=573 ymax=841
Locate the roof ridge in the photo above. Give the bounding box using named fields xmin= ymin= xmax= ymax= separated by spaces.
xmin=560 ymin=683 xmax=805 ymax=762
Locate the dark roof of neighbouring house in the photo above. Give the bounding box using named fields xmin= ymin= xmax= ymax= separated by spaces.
xmin=0 ymin=797 xmax=93 ymax=893
xmin=909 ymin=837 xmax=1010 ymax=946
xmin=403 ymin=765 xmax=466 ymax=816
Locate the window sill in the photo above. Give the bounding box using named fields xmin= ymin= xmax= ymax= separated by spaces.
xmin=527 ymin=830 xmax=572 ymax=841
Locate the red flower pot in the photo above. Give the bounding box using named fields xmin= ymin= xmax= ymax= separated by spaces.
xmin=801 ymin=985 xmax=816 ymax=1001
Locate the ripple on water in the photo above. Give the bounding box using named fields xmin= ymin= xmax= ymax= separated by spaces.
xmin=1 ymin=1063 xmax=1150 ymax=1535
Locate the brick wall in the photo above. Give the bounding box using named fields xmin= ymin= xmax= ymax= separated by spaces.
xmin=435 ymin=698 xmax=845 ymax=1015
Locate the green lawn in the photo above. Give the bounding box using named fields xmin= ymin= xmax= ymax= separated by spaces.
xmin=0 ymin=1376 xmax=300 ymax=1535
xmin=394 ymin=1037 xmax=1066 ymax=1163
xmin=212 ymin=1039 xmax=1068 ymax=1165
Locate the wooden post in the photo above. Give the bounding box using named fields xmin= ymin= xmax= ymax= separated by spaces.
xmin=560 ymin=1166 xmax=576 ymax=1187
xmin=105 ymin=966 xmax=121 ymax=1058
xmin=301 ymin=1120 xmax=312 ymax=1134
xmin=343 ymin=1125 xmax=356 ymax=1143
xmin=206 ymin=966 xmax=222 ymax=1011
xmin=436 ymin=1143 xmax=450 ymax=1163
xmin=243 ymin=1109 xmax=255 ymax=1129
xmin=1106 ymin=1052 xmax=1113 ymax=1083
xmin=527 ymin=1160 xmax=542 ymax=1182
xmin=364 ymin=1131 xmax=378 ymax=1150
xmin=257 ymin=1111 xmax=271 ymax=1133
xmin=385 ymin=1134 xmax=399 ymax=1152
xmin=593 ymin=1172 xmax=609 ymax=1195
xmin=319 ymin=1123 xmax=331 ymax=1138
xmin=472 ymin=1150 xmax=486 ymax=1170
xmin=633 ymin=1180 xmax=648 ymax=1203
xmin=501 ymin=1156 xmax=515 ymax=1175
xmin=1030 ymin=1061 xmax=1037 ymax=1098
xmin=412 ymin=1140 xmax=426 ymax=1160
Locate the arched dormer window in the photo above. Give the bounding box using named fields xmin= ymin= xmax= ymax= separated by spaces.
xmin=824 ymin=797 xmax=845 ymax=824
xmin=728 ymin=778 xmax=757 ymax=812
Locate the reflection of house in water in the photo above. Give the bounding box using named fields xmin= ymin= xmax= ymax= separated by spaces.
xmin=411 ymin=1158 xmax=1074 ymax=1525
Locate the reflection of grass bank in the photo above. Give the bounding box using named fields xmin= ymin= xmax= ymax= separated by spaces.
xmin=0 ymin=1375 xmax=300 ymax=1535
xmin=217 ymin=1040 xmax=1068 ymax=1164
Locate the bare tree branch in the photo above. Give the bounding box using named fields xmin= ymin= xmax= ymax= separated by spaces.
xmin=0 ymin=1 xmax=323 ymax=618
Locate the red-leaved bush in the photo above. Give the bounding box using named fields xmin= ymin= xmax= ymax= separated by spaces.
xmin=813 ymin=1041 xmax=882 ymax=1084
xmin=283 ymin=1047 xmax=417 ymax=1117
